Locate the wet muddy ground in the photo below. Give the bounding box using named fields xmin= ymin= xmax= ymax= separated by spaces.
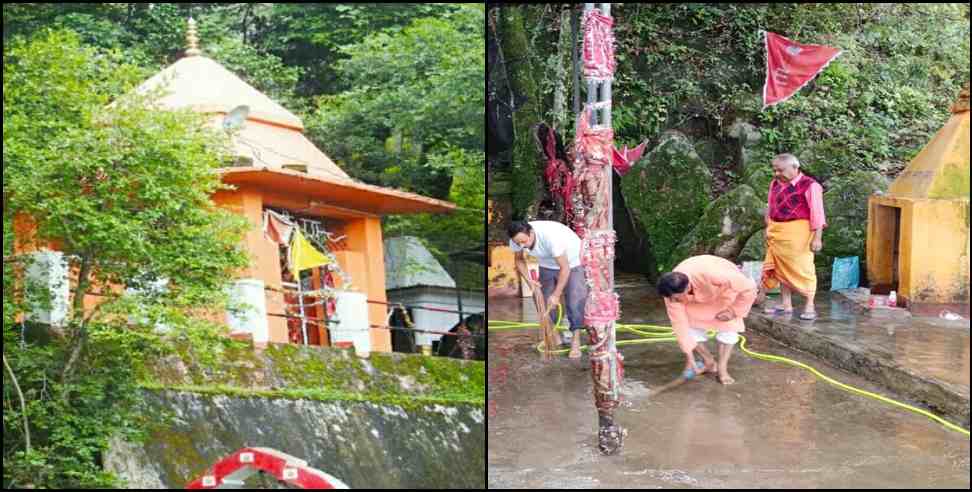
xmin=488 ymin=276 xmax=970 ymax=488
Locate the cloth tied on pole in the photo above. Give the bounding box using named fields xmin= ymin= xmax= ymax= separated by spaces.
xmin=583 ymin=9 xmax=616 ymax=80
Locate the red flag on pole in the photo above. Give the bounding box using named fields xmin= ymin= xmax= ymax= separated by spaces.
xmin=762 ymin=31 xmax=842 ymax=110
xmin=611 ymin=141 xmax=647 ymax=177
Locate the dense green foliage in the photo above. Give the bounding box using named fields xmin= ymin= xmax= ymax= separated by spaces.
xmin=492 ymin=3 xmax=969 ymax=274
xmin=308 ymin=4 xmax=485 ymax=281
xmin=2 ymin=30 xmax=251 ymax=488
xmin=610 ymin=3 xmax=969 ymax=175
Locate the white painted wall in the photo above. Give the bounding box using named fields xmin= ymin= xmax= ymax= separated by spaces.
xmin=331 ymin=291 xmax=371 ymax=355
xmin=226 ymin=278 xmax=269 ymax=344
xmin=386 ymin=288 xmax=485 ymax=348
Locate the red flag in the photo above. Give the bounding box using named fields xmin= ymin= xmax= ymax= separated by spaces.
xmin=762 ymin=31 xmax=842 ymax=110
xmin=611 ymin=141 xmax=647 ymax=177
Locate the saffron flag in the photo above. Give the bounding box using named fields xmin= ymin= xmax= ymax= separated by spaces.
xmin=762 ymin=31 xmax=842 ymax=110
xmin=289 ymin=229 xmax=332 ymax=274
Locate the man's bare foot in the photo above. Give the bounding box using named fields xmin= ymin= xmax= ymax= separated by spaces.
xmin=568 ymin=335 xmax=582 ymax=359
xmin=696 ymin=359 xmax=717 ymax=376
xmin=717 ymin=371 xmax=735 ymax=385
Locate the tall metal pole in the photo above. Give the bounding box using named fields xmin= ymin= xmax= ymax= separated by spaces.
xmin=600 ymin=4 xmax=617 ymax=426
xmin=572 ymin=7 xmax=581 ymax=116
xmin=581 ymin=2 xmax=623 ymax=455
xmin=298 ymin=272 xmax=308 ymax=345
xmin=455 ymin=257 xmax=465 ymax=324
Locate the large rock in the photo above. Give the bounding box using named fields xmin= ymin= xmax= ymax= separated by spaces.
xmin=816 ymin=170 xmax=890 ymax=287
xmin=743 ymin=155 xmax=776 ymax=199
xmin=694 ymin=137 xmax=726 ymax=168
xmin=727 ymin=118 xmax=762 ymax=147
xmin=727 ymin=119 xmax=764 ymax=179
xmin=619 ymin=131 xmax=712 ymax=270
xmin=739 ymin=228 xmax=767 ymax=262
xmin=670 ymin=184 xmax=766 ymax=265
xmin=734 ymin=132 xmax=773 ymax=207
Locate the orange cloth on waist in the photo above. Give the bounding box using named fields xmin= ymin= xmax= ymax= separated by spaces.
xmin=761 ymin=219 xmax=816 ymax=297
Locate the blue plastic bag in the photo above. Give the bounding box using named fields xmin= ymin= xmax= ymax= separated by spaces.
xmin=831 ymin=256 xmax=860 ymax=291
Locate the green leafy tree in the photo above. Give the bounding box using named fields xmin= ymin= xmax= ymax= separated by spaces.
xmin=254 ymin=3 xmax=463 ymax=97
xmin=308 ymin=5 xmax=485 ymax=281
xmin=382 ymin=148 xmax=486 ymax=289
xmin=3 ymin=30 xmax=250 ymax=488
xmin=309 ymin=4 xmax=484 ymax=190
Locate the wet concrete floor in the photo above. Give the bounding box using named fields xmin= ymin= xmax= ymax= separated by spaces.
xmin=488 ymin=276 xmax=970 ymax=488
xmin=758 ymin=291 xmax=970 ymax=393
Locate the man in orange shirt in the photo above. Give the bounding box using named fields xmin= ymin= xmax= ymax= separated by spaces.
xmin=657 ymin=255 xmax=758 ymax=385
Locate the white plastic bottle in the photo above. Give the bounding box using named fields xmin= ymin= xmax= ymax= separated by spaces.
xmin=887 ymin=290 xmax=897 ymax=307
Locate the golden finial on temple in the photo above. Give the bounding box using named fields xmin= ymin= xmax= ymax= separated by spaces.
xmin=185 ymin=17 xmax=202 ymax=57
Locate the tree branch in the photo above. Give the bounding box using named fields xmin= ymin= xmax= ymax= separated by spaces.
xmin=3 ymin=352 xmax=31 ymax=454
xmin=61 ymin=255 xmax=92 ymax=384
xmin=82 ymin=297 xmax=111 ymax=327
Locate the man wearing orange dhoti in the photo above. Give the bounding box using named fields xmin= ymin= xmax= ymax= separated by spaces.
xmin=758 ymin=153 xmax=827 ymax=320
xmin=658 ymin=255 xmax=758 ymax=385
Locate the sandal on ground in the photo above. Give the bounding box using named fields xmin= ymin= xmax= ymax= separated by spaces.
xmin=763 ymin=305 xmax=793 ymax=315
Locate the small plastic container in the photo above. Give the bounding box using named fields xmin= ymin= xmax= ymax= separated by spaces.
xmin=887 ymin=291 xmax=897 ymax=307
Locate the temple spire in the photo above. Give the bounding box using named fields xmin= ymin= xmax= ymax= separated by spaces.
xmin=185 ymin=17 xmax=202 ymax=57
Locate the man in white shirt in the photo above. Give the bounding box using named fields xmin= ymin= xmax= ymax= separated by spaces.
xmin=508 ymin=220 xmax=588 ymax=358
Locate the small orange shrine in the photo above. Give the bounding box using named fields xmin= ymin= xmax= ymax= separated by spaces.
xmin=866 ymin=83 xmax=970 ymax=316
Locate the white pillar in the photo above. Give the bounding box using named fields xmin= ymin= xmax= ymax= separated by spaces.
xmin=412 ymin=308 xmax=439 ymax=349
xmin=226 ymin=278 xmax=269 ymax=344
xmin=25 ymin=250 xmax=69 ymax=327
xmin=331 ymin=291 xmax=371 ymax=356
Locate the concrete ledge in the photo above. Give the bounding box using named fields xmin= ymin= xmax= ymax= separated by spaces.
xmin=746 ymin=312 xmax=970 ymax=429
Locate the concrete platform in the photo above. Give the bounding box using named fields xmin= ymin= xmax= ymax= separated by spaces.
xmin=749 ymin=291 xmax=970 ymax=428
